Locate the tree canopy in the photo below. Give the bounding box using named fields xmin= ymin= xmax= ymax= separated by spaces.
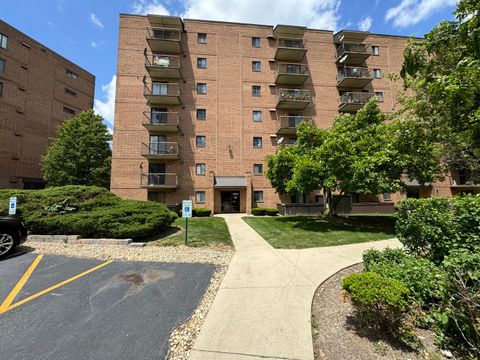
xmin=41 ymin=110 xmax=112 ymax=188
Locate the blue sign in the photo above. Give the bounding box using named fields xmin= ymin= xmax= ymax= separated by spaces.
xmin=9 ymin=196 xmax=17 ymax=215
xmin=182 ymin=200 xmax=192 ymax=218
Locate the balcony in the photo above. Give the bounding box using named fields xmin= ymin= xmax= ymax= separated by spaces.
xmin=146 ymin=27 xmax=182 ymax=54
xmin=277 ymin=115 xmax=313 ymax=135
xmin=275 ymin=63 xmax=309 ymax=85
xmin=141 ymin=142 xmax=180 ymax=160
xmin=336 ymin=43 xmax=371 ymax=66
xmin=276 ymin=88 xmax=311 ymax=110
xmin=142 ymin=111 xmax=179 ymax=132
xmin=144 ymin=82 xmax=181 ymax=105
xmin=141 ymin=173 xmax=178 ymax=189
xmin=336 ymin=66 xmax=372 ymax=88
xmin=145 ymin=53 xmax=181 ymax=79
xmin=339 ymin=92 xmax=375 ymax=112
xmin=274 ymin=37 xmax=307 ymax=61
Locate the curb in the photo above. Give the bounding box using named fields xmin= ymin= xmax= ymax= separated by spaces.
xmin=27 ymin=234 xmax=133 ymax=245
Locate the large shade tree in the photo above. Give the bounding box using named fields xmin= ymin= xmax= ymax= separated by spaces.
xmin=41 ymin=110 xmax=112 ymax=188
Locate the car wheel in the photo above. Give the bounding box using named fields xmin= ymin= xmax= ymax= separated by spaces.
xmin=0 ymin=232 xmax=17 ymax=259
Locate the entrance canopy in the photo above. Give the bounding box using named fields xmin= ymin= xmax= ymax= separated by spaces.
xmin=214 ymin=176 xmax=246 ymax=188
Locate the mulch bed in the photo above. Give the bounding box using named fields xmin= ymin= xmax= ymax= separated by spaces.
xmin=311 ymin=264 xmax=447 ymax=360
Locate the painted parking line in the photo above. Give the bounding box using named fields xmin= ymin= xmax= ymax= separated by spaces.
xmin=0 ymin=255 xmax=113 ymax=315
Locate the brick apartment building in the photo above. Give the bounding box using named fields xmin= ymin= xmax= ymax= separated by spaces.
xmin=0 ymin=20 xmax=95 ymax=189
xmin=111 ymin=14 xmax=477 ymax=214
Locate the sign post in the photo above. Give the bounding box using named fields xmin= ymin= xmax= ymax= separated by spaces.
xmin=9 ymin=196 xmax=17 ymax=216
xmin=182 ymin=200 xmax=192 ymax=245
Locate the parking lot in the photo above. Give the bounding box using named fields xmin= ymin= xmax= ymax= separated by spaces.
xmin=0 ymin=252 xmax=215 ymax=360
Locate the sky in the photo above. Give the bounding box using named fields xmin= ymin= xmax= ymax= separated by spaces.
xmin=1 ymin=0 xmax=459 ymax=131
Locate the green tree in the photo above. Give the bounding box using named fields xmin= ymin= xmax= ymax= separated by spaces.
xmin=400 ymin=0 xmax=480 ymax=181
xmin=41 ymin=110 xmax=112 ymax=188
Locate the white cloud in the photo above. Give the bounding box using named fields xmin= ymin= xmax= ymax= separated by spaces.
xmin=132 ymin=0 xmax=170 ymax=15
xmin=132 ymin=0 xmax=341 ymax=30
xmin=90 ymin=13 xmax=104 ymax=28
xmin=358 ymin=16 xmax=372 ymax=31
xmin=94 ymin=75 xmax=116 ymax=132
xmin=47 ymin=21 xmax=53 ymax=27
xmin=385 ymin=0 xmax=457 ymax=28
xmin=90 ymin=40 xmax=106 ymax=48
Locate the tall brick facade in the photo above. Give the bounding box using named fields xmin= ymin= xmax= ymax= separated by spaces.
xmin=0 ymin=20 xmax=95 ymax=189
xmin=111 ymin=14 xmax=472 ymax=214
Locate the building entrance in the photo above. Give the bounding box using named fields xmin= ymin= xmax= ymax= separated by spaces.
xmin=221 ymin=191 xmax=241 ymax=213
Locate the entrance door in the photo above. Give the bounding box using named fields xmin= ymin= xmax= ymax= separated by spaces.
xmin=148 ymin=163 xmax=166 ymax=185
xmin=221 ymin=191 xmax=241 ymax=213
xmin=149 ymin=135 xmax=167 ymax=155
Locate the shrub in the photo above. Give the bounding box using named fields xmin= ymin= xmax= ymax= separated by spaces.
xmin=193 ymin=208 xmax=211 ymax=217
xmin=363 ymin=249 xmax=445 ymax=307
xmin=0 ymin=186 xmax=177 ymax=240
xmin=341 ymin=272 xmax=412 ymax=337
xmin=264 ymin=208 xmax=279 ymax=216
xmin=252 ymin=208 xmax=267 ymax=216
xmin=396 ymin=196 xmax=480 ymax=262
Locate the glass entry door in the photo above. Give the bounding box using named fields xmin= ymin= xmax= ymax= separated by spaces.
xmin=221 ymin=191 xmax=241 ymax=213
xmin=148 ymin=163 xmax=166 ymax=185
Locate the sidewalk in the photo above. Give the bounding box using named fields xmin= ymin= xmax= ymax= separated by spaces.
xmin=189 ymin=214 xmax=400 ymax=360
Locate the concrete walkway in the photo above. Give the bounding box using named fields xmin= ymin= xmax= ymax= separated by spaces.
xmin=190 ymin=214 xmax=400 ymax=360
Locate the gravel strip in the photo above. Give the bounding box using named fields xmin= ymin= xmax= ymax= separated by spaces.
xmin=24 ymin=241 xmax=233 ymax=266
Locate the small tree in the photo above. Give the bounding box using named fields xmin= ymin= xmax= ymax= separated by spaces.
xmin=41 ymin=110 xmax=112 ymax=188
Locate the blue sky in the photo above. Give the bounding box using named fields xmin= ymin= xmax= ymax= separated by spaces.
xmin=1 ymin=0 xmax=458 ymax=130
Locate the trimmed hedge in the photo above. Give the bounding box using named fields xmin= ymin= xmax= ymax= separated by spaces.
xmin=0 ymin=186 xmax=177 ymax=240
xmin=193 ymin=208 xmax=211 ymax=217
xmin=252 ymin=208 xmax=279 ymax=216
xmin=396 ymin=196 xmax=480 ymax=262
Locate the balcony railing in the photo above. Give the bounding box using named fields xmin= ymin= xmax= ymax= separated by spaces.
xmin=142 ymin=111 xmax=180 ymax=132
xmin=146 ymin=27 xmax=182 ymax=53
xmin=144 ymin=82 xmax=181 ymax=105
xmin=277 ymin=115 xmax=313 ymax=135
xmin=275 ymin=37 xmax=307 ymax=61
xmin=336 ymin=43 xmax=371 ymax=65
xmin=276 ymin=88 xmax=312 ymax=110
xmin=336 ymin=66 xmax=372 ymax=88
xmin=275 ymin=63 xmax=309 ymax=85
xmin=339 ymin=92 xmax=375 ymax=112
xmin=141 ymin=142 xmax=180 ymax=159
xmin=145 ymin=53 xmax=181 ymax=79
xmin=141 ymin=173 xmax=178 ymax=188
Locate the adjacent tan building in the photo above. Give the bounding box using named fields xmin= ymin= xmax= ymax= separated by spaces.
xmin=0 ymin=20 xmax=95 ymax=189
xmin=111 ymin=14 xmax=477 ymax=214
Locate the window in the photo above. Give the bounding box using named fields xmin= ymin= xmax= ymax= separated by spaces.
xmin=196 ymin=163 xmax=206 ymax=175
xmin=197 ymin=57 xmax=207 ymax=69
xmin=253 ymin=137 xmax=262 ymax=148
xmin=252 ymin=61 xmax=261 ymax=72
xmin=195 ymin=191 xmax=206 ymax=203
xmin=253 ymin=164 xmax=263 ymax=175
xmin=372 ymin=46 xmax=380 ymax=56
xmin=63 ymin=106 xmax=75 ymax=115
xmin=375 ymin=91 xmax=384 ymax=102
xmin=66 ymin=69 xmax=78 ymax=79
xmin=65 ymin=88 xmax=77 ymax=97
xmin=197 ymin=33 xmax=207 ymax=44
xmin=383 ymin=193 xmax=392 ymax=202
xmin=254 ymin=191 xmax=264 ymax=203
xmin=252 ymin=37 xmax=260 ymax=47
xmin=197 ymin=83 xmax=207 ymax=94
xmin=252 ymin=85 xmax=261 ymax=96
xmin=196 ymin=135 xmax=206 ymax=148
xmin=196 ymin=108 xmax=206 ymax=120
xmin=148 ymin=192 xmax=165 ymax=203
xmin=0 ymin=82 xmax=3 ymax=97
xmin=252 ymin=110 xmax=262 ymax=122
xmin=0 ymin=58 xmax=5 ymax=73
xmin=0 ymin=33 xmax=8 ymax=49
xmin=373 ymin=68 xmax=382 ymax=79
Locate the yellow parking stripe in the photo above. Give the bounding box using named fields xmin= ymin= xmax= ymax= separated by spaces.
xmin=0 ymin=258 xmax=113 ymax=315
xmin=0 ymin=255 xmax=43 ymax=312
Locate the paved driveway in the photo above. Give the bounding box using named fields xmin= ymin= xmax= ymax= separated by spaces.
xmin=0 ymin=252 xmax=214 ymax=360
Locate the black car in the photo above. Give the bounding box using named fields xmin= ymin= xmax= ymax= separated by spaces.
xmin=0 ymin=217 xmax=28 ymax=259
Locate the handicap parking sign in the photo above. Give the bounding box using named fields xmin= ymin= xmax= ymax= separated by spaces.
xmin=182 ymin=200 xmax=192 ymax=218
xmin=9 ymin=196 xmax=17 ymax=215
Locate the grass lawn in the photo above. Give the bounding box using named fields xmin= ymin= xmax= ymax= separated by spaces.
xmin=242 ymin=216 xmax=396 ymax=249
xmin=156 ymin=217 xmax=233 ymax=248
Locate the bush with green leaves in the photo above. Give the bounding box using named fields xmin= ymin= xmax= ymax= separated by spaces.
xmin=192 ymin=208 xmax=211 ymax=217
xmin=0 ymin=186 xmax=177 ymax=240
xmin=252 ymin=208 xmax=267 ymax=216
xmin=264 ymin=208 xmax=279 ymax=216
xmin=341 ymin=272 xmax=413 ymax=339
xmin=396 ymin=196 xmax=480 ymax=262
xmin=363 ymin=249 xmax=445 ymax=307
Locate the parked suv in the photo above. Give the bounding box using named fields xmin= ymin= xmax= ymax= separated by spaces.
xmin=0 ymin=217 xmax=28 ymax=259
